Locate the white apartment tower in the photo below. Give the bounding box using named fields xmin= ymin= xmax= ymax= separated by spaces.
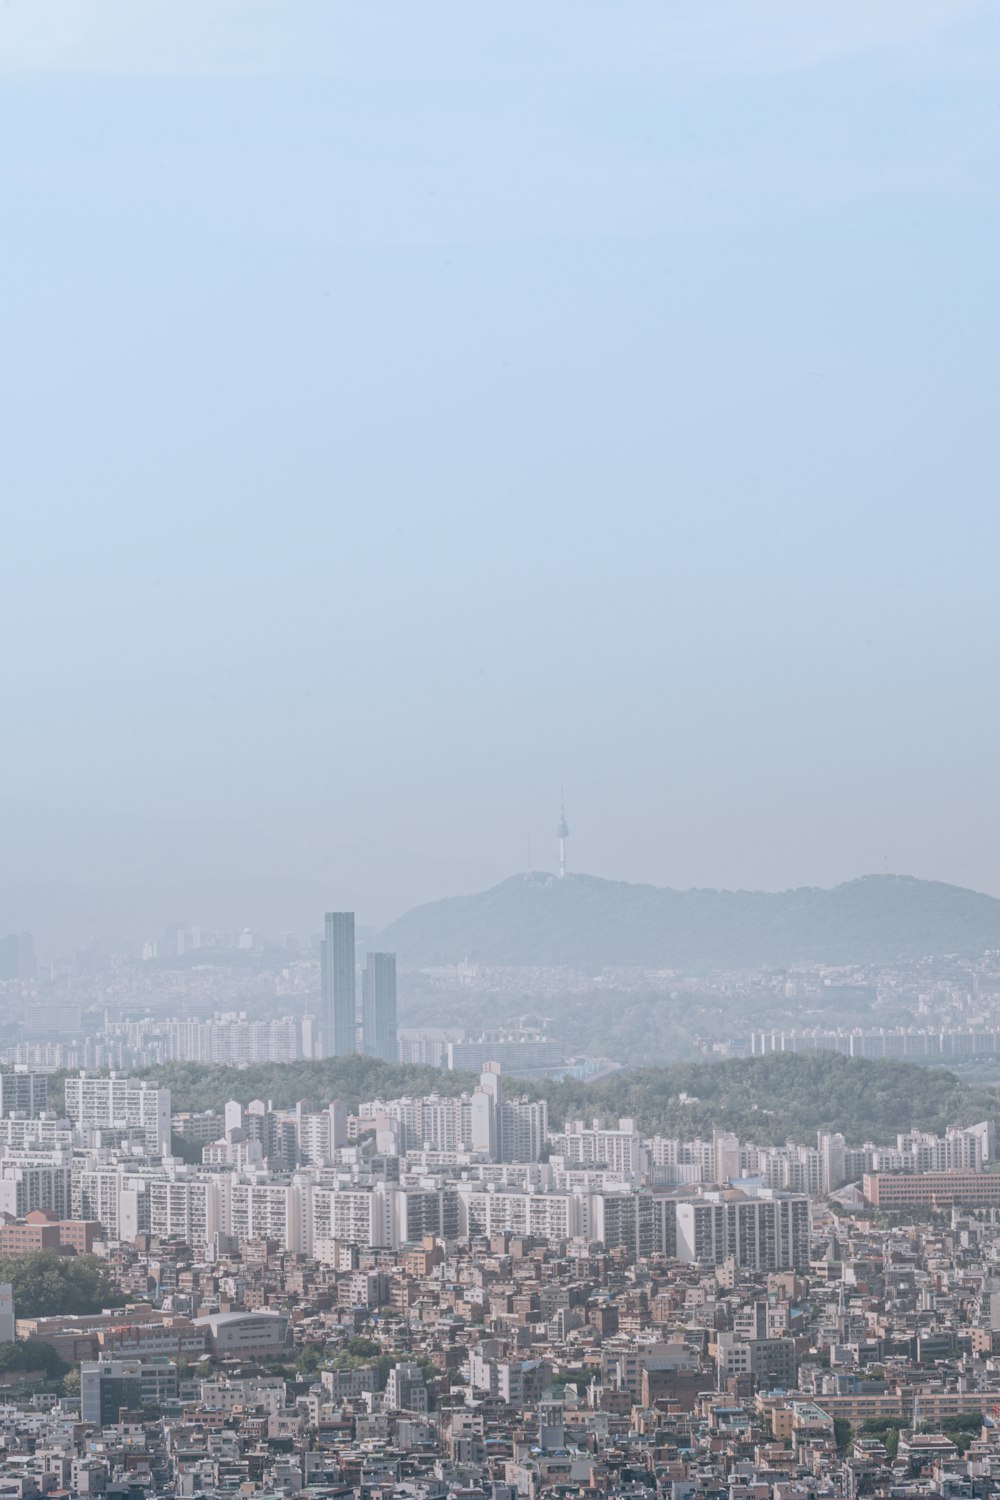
xmin=64 ymin=1073 xmax=172 ymax=1156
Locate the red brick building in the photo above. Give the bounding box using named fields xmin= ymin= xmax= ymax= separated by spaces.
xmin=0 ymin=1209 xmax=102 ymax=1256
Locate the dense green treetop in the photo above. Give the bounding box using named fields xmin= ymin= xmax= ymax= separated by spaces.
xmin=0 ymin=1339 xmax=67 ymax=1377
xmin=144 ymin=1056 xmax=474 ymax=1114
xmin=145 ymin=1051 xmax=999 ymax=1147
xmin=0 ymin=1252 xmax=121 ymax=1318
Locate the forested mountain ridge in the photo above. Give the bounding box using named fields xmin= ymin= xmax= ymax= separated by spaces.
xmin=144 ymin=1052 xmax=999 ymax=1148
xmin=372 ymin=871 xmax=1000 ymax=970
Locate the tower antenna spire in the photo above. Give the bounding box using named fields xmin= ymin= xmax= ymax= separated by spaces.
xmin=557 ymin=787 xmax=569 ymax=879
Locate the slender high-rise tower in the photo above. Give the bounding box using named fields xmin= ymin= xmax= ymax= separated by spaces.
xmin=471 ymin=1063 xmax=502 ymax=1159
xmin=557 ymin=795 xmax=569 ymax=878
xmin=320 ymin=912 xmax=356 ymax=1057
xmin=362 ymin=952 xmax=398 ymax=1062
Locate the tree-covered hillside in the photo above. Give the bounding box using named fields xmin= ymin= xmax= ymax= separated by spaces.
xmin=536 ymin=1052 xmax=999 ymax=1145
xmin=0 ymin=1252 xmax=120 ymax=1317
xmin=143 ymin=1056 xmax=475 ymax=1113
xmin=146 ymin=1051 xmax=999 ymax=1147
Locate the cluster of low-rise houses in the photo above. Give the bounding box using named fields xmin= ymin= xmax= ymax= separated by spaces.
xmin=2 ymin=1069 xmax=1000 ymax=1500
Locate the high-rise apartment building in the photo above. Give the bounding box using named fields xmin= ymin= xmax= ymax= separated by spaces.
xmin=552 ymin=1118 xmax=644 ymax=1176
xmin=229 ymin=1181 xmax=302 ymax=1253
xmin=0 ymin=1156 xmax=73 ymax=1219
xmin=0 ymin=1071 xmax=49 ymax=1119
xmin=295 ymin=1100 xmax=348 ymax=1165
xmin=499 ymin=1095 xmax=549 ymax=1164
xmin=362 ymin=952 xmax=397 ymax=1062
xmin=320 ymin=913 xmax=356 ymax=1057
xmin=471 ymin=1067 xmax=500 ymax=1157
xmin=64 ymin=1073 xmax=172 ymax=1155
xmin=674 ymin=1191 xmax=810 ymax=1273
xmin=468 ymin=1066 xmax=547 ymax=1163
xmin=147 ymin=1177 xmax=222 ymax=1255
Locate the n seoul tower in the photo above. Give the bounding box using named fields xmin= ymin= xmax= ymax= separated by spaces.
xmin=557 ymin=793 xmax=569 ymax=878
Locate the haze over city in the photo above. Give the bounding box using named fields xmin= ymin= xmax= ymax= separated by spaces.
xmin=7 ymin=8 xmax=1000 ymax=1494
xmin=3 ymin=1 xmax=1000 ymax=950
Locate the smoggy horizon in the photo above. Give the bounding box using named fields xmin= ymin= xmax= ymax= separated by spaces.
xmin=2 ymin=861 xmax=997 ymax=960
xmin=3 ymin=2 xmax=999 ymax=956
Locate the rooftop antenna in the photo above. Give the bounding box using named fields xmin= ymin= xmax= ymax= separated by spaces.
xmin=557 ymin=789 xmax=569 ymax=878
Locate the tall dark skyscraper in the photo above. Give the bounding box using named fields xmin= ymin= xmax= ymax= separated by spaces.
xmin=362 ymin=952 xmax=397 ymax=1063
xmin=320 ymin=912 xmax=356 ymax=1057
xmin=0 ymin=933 xmax=35 ymax=982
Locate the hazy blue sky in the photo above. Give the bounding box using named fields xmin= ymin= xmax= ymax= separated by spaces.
xmin=2 ymin=1 xmax=999 ymax=949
